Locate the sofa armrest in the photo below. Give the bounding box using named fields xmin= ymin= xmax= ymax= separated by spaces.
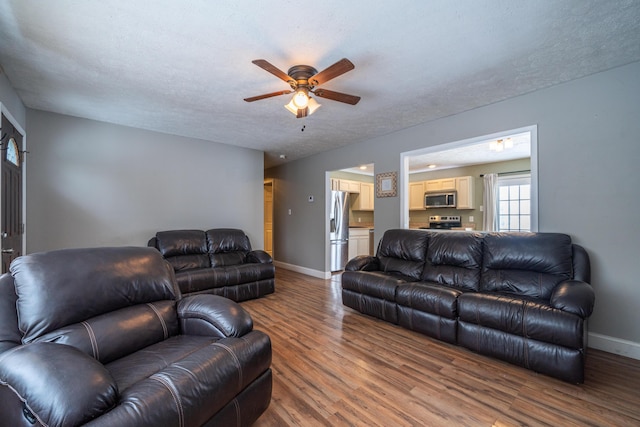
xmin=345 ymin=255 xmax=380 ymax=271
xmin=550 ymin=280 xmax=595 ymax=318
xmin=246 ymin=250 xmax=273 ymax=264
xmin=0 ymin=342 xmax=117 ymax=426
xmin=177 ymin=294 xmax=253 ymax=338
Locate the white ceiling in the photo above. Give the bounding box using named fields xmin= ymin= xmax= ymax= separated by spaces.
xmin=408 ymin=131 xmax=531 ymax=173
xmin=1 ymin=1 xmax=639 ymax=169
xmin=341 ymin=131 xmax=530 ymax=175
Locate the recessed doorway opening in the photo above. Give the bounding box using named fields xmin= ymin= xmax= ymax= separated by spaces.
xmin=400 ymin=125 xmax=538 ymax=232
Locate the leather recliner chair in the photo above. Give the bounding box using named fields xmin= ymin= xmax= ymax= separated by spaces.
xmin=0 ymin=246 xmax=272 ymax=426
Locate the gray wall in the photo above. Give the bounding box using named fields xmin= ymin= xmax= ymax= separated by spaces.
xmin=26 ymin=109 xmax=265 ymax=252
xmin=266 ymin=61 xmax=640 ymax=345
xmin=0 ymin=71 xmax=26 ymax=129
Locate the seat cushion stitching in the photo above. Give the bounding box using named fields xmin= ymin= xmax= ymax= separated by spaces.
xmin=81 ymin=321 xmax=99 ymax=360
xmin=146 ymin=303 xmax=169 ymax=339
xmin=211 ymin=342 xmax=243 ymax=389
xmin=150 ymin=374 xmax=184 ymax=427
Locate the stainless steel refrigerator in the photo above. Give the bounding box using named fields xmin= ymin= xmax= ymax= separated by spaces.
xmin=330 ymin=190 xmax=350 ymax=272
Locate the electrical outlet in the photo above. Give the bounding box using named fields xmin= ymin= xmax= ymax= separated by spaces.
xmin=469 ymin=216 xmax=474 ymax=222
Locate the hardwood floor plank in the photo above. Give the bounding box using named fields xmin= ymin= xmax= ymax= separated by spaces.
xmin=246 ymin=269 xmax=640 ymax=426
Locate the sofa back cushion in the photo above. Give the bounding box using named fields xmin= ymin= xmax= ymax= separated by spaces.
xmin=155 ymin=230 xmax=210 ymax=271
xmin=35 ymin=300 xmax=179 ymax=364
xmin=377 ymin=229 xmax=429 ymax=280
xmin=10 ymin=247 xmax=179 ymax=348
xmin=481 ymin=232 xmax=573 ymax=299
xmin=206 ymin=228 xmax=251 ymax=267
xmin=421 ymin=231 xmax=483 ymax=291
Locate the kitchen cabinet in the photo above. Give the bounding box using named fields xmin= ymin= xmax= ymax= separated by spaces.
xmin=338 ymin=179 xmax=361 ymax=193
xmin=425 ymin=178 xmax=456 ymax=192
xmin=410 ymin=175 xmax=474 ymax=209
xmin=409 ymin=181 xmax=426 ymax=210
xmin=353 ymin=182 xmax=374 ymax=210
xmin=348 ymin=228 xmax=370 ymax=259
xmin=455 ymin=176 xmax=475 ymax=209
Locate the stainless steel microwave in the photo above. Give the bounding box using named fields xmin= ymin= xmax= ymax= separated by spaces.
xmin=424 ymin=192 xmax=456 ymax=208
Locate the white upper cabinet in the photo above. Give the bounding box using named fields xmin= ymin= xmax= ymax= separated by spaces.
xmin=409 ymin=181 xmax=426 ymax=210
xmin=424 ymin=178 xmax=456 ymax=192
xmin=455 ymin=176 xmax=475 ymax=209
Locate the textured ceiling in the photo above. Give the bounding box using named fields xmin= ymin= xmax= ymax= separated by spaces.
xmin=1 ymin=1 xmax=639 ymax=168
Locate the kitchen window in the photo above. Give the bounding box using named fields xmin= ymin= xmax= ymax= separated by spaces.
xmin=498 ymin=174 xmax=531 ymax=232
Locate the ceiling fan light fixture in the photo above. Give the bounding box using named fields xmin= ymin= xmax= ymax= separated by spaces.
xmin=292 ymin=88 xmax=309 ymax=109
xmin=285 ymin=94 xmax=321 ymax=117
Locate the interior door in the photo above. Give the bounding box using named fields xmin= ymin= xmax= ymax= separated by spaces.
xmin=1 ymin=112 xmax=24 ymax=273
xmin=264 ymin=180 xmax=273 ymax=257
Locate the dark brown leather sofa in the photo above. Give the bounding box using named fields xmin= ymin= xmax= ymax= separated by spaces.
xmin=0 ymin=246 xmax=272 ymax=426
xmin=342 ymin=229 xmax=595 ymax=383
xmin=148 ymin=228 xmax=275 ymax=302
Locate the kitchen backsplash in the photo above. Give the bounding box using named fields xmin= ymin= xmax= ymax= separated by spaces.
xmin=349 ymin=209 xmax=374 ymax=227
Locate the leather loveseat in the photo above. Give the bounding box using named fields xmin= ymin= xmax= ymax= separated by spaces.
xmin=148 ymin=228 xmax=275 ymax=302
xmin=342 ymin=229 xmax=595 ymax=383
xmin=0 ymin=246 xmax=272 ymax=426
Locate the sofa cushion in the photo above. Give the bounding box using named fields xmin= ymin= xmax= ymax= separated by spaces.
xmin=377 ymin=229 xmax=429 ymax=280
xmin=481 ymin=232 xmax=573 ymax=299
xmin=206 ymin=229 xmax=252 ymax=267
xmin=10 ymin=247 xmax=178 ymax=343
xmin=175 ymin=264 xmax=275 ymax=294
xmin=156 ymin=230 xmax=208 ymax=258
xmin=421 ymin=231 xmax=483 ymax=291
xmin=101 ymin=331 xmax=272 ymax=426
xmin=396 ymin=282 xmax=462 ymax=319
xmin=175 ymin=268 xmax=220 ymax=294
xmin=210 ymin=264 xmax=275 ymax=287
xmin=33 ymin=301 xmax=179 ymax=364
xmin=155 ymin=230 xmax=211 ymax=271
xmin=341 ymin=271 xmax=411 ymax=301
xmin=458 ymin=292 xmax=583 ymax=349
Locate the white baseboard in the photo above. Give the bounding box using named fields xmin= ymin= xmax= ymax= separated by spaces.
xmin=274 ymin=261 xmax=332 ymax=279
xmin=589 ymin=333 xmax=640 ymax=360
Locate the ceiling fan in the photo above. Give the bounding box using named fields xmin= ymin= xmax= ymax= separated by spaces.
xmin=244 ymin=58 xmax=361 ymax=118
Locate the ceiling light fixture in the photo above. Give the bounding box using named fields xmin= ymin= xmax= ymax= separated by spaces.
xmin=285 ymin=89 xmax=321 ymax=118
xmin=489 ymin=138 xmax=514 ymax=152
xmin=428 ymin=164 xmax=437 ymax=169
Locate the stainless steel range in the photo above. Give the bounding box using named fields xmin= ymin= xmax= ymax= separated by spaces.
xmin=427 ymin=215 xmax=462 ymax=230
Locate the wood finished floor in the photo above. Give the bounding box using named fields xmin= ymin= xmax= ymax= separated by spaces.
xmin=242 ymin=269 xmax=640 ymax=426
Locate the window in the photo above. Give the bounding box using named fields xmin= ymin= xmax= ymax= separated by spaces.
xmin=498 ymin=174 xmax=531 ymax=232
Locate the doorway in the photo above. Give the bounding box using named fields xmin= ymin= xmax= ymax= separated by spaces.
xmin=1 ymin=110 xmax=25 ymax=273
xmin=327 ymin=164 xmax=375 ymax=273
xmin=263 ymin=179 xmax=273 ymax=257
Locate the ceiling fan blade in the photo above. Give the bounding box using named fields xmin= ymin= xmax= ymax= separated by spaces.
xmin=251 ymin=59 xmax=295 ymax=84
xmin=309 ymin=58 xmax=355 ymax=86
xmin=313 ymin=88 xmax=361 ymax=105
xmin=244 ymin=90 xmax=292 ymax=102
